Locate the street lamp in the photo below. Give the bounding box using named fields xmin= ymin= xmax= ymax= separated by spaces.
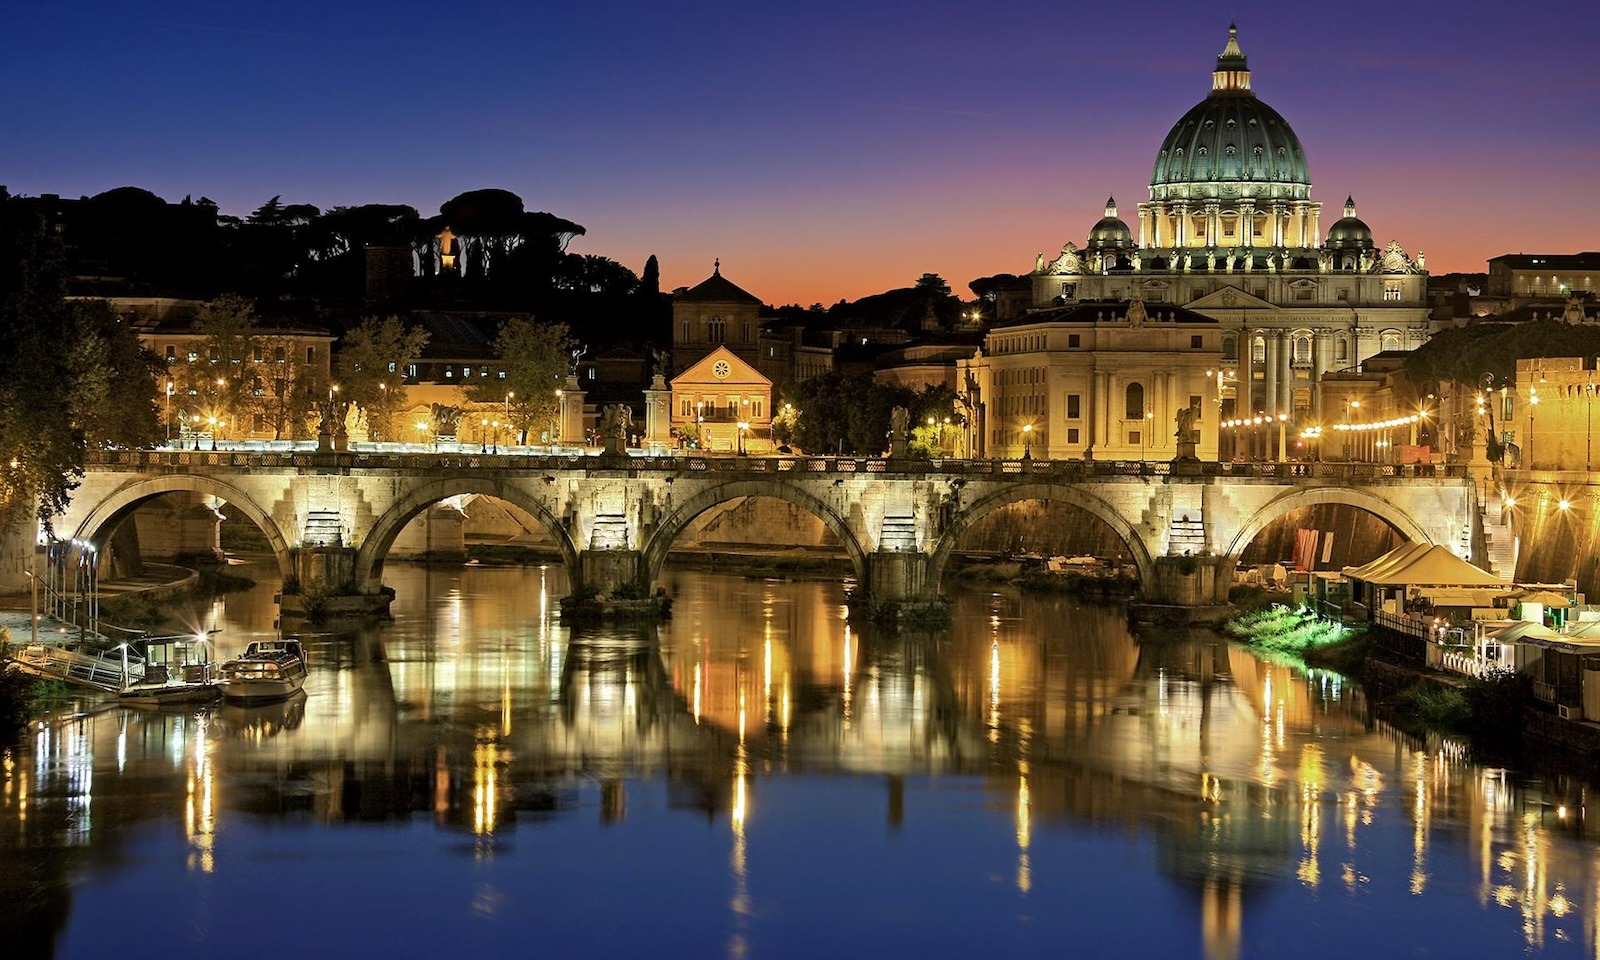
xmin=415 ymin=420 xmax=431 ymax=451
xmin=1022 ymin=423 xmax=1033 ymax=460
xmin=1527 ymin=387 xmax=1539 ymax=468
xmin=164 ymin=381 xmax=174 ymax=445
xmin=505 ymin=391 xmax=515 ymax=445
xmin=736 ymin=420 xmax=749 ymax=455
xmin=481 ymin=417 xmax=490 ymax=453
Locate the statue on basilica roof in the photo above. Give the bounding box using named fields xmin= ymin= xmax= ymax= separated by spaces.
xmin=1044 ymin=242 xmax=1089 ymax=276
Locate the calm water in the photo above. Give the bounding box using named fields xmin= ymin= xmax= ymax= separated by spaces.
xmin=3 ymin=562 xmax=1598 ymax=959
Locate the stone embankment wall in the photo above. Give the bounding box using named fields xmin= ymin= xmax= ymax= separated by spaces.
xmin=1507 ymin=479 xmax=1600 ymax=598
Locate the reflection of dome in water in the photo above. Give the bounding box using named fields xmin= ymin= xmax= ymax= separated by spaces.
xmin=1148 ymin=24 xmax=1312 ymax=204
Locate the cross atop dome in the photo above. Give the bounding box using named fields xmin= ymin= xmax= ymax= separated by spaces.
xmin=1212 ymin=23 xmax=1252 ymax=94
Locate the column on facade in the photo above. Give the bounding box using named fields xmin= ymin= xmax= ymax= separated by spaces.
xmin=1173 ymin=203 xmax=1188 ymax=247
xmin=1293 ymin=203 xmax=1309 ymax=248
xmin=1270 ymin=203 xmax=1285 ymax=247
xmin=1096 ymin=370 xmax=1112 ymax=453
xmin=1205 ymin=202 xmax=1220 ymax=248
xmin=1278 ymin=330 xmax=1295 ymax=416
xmin=1150 ymin=203 xmax=1165 ymax=248
xmin=1238 ymin=201 xmax=1255 ymax=248
xmin=1308 ymin=206 xmax=1322 ymax=246
xmin=1310 ymin=328 xmax=1327 ymax=418
xmin=1238 ymin=327 xmax=1255 ymax=416
xmin=1263 ymin=332 xmax=1280 ymax=419
xmin=1137 ymin=207 xmax=1151 ymax=249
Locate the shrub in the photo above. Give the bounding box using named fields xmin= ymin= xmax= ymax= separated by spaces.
xmin=1397 ymin=684 xmax=1472 ymax=731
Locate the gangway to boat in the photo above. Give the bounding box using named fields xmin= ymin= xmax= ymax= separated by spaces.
xmin=10 ymin=642 xmax=142 ymax=692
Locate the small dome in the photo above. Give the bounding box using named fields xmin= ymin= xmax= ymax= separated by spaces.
xmin=1086 ymin=197 xmax=1134 ymax=252
xmin=1323 ymin=196 xmax=1374 ymax=250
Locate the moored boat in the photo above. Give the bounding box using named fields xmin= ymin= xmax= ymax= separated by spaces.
xmin=119 ymin=664 xmax=222 ymax=706
xmin=219 ymin=639 xmax=307 ymax=704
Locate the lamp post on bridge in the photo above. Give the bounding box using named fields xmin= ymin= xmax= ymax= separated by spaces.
xmin=1527 ymin=386 xmax=1539 ymax=469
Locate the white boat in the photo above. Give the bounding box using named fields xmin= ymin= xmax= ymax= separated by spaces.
xmin=219 ymin=639 xmax=308 ymax=704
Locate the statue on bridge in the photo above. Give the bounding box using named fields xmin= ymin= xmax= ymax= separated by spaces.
xmin=317 ymin=391 xmax=352 ymax=452
xmin=600 ymin=403 xmax=633 ymax=456
xmin=1174 ymin=402 xmax=1201 ymax=461
xmin=430 ymin=403 xmax=463 ymax=441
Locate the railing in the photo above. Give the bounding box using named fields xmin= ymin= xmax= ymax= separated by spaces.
xmin=11 ymin=643 xmax=139 ymax=692
xmin=1532 ymin=680 xmax=1558 ymax=704
xmin=85 ymin=449 xmax=1472 ymax=482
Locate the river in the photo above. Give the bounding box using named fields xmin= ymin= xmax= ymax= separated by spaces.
xmin=2 ymin=561 xmax=1596 ymax=959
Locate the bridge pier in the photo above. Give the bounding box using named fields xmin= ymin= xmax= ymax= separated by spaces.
xmin=854 ymin=551 xmax=946 ymax=624
xmin=581 ymin=548 xmax=643 ymax=596
xmin=1132 ymin=555 xmax=1233 ymax=624
xmin=283 ymin=545 xmax=393 ymax=620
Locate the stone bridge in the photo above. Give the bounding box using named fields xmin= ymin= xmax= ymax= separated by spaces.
xmin=45 ymin=450 xmax=1483 ymax=612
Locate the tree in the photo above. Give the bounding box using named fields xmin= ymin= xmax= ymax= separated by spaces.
xmin=170 ymin=295 xmax=262 ymax=441
xmin=335 ymin=316 xmax=430 ymax=442
xmin=464 ymin=317 xmax=575 ymax=444
xmin=256 ymin=334 xmax=320 ymax=440
xmin=0 ymin=198 xmax=86 ymax=527
xmin=66 ymin=300 xmax=162 ymax=449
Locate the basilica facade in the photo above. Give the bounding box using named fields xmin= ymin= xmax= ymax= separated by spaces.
xmin=971 ymin=25 xmax=1429 ymax=461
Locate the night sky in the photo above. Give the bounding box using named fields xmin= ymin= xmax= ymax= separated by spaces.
xmin=6 ymin=1 xmax=1598 ymax=305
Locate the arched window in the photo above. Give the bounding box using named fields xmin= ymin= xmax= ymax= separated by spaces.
xmin=1125 ymin=382 xmax=1145 ymax=421
xmin=708 ymin=317 xmax=725 ymax=342
xmin=1293 ymin=335 xmax=1311 ymax=363
xmin=1336 ymin=338 xmax=1349 ymax=362
xmin=1252 ymin=337 xmax=1266 ymax=363
xmin=1222 ymin=336 xmax=1237 ymax=360
xmin=1381 ymin=330 xmax=1402 ymax=352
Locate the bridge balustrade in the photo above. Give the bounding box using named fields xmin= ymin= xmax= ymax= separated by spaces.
xmin=84 ymin=450 xmax=1467 ymax=482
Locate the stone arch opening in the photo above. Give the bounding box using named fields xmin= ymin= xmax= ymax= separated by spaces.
xmin=641 ymin=481 xmax=867 ymax=589
xmin=355 ymin=478 xmax=580 ymax=594
xmin=69 ymin=476 xmax=294 ymax=580
xmin=928 ymin=483 xmax=1156 ymax=589
xmin=1225 ymin=487 xmax=1433 ymax=570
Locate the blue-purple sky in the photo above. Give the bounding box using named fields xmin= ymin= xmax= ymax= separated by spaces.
xmin=5 ymin=1 xmax=1598 ymax=304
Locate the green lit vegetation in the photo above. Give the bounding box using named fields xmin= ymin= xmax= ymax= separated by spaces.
xmin=1225 ymin=603 xmax=1363 ymax=653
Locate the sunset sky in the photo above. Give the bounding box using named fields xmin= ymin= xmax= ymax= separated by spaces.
xmin=6 ymin=1 xmax=1598 ymax=306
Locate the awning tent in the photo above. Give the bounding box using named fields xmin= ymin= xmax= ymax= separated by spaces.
xmin=1344 ymin=543 xmax=1506 ymax=587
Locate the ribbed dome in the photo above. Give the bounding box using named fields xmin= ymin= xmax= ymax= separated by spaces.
xmin=1086 ymin=197 xmax=1133 ymax=252
xmin=1148 ymin=26 xmax=1312 ymax=204
xmin=1323 ymin=196 xmax=1373 ymax=250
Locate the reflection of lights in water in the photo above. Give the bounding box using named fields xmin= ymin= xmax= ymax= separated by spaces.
xmin=729 ymin=745 xmax=751 ymax=959
xmin=1015 ymin=768 xmax=1032 ymax=894
xmin=842 ymin=626 xmax=853 ymax=728
xmin=1411 ymin=750 xmax=1428 ymax=895
xmin=780 ymin=676 xmax=791 ymax=739
xmin=473 ymin=732 xmax=499 ymax=841
xmin=762 ymin=637 xmax=772 ymax=726
xmin=693 ymin=662 xmax=703 ymax=722
xmin=988 ymin=640 xmax=1001 ymax=741
xmin=738 ymin=688 xmax=747 ymax=743
xmin=1298 ymin=744 xmax=1323 ymax=889
xmin=184 ymin=716 xmax=215 ymax=873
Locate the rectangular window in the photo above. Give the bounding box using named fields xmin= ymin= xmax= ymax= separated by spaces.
xmin=1068 ymin=334 xmax=1080 ymax=348
xmin=1189 ymin=394 xmax=1202 ymax=410
xmin=1190 ymin=335 xmax=1203 ymax=349
xmin=1336 ymin=289 xmax=1350 ymax=301
xmin=1066 ymin=394 xmax=1081 ymax=419
xmin=306 ymin=347 xmax=316 ymax=364
xmin=1067 ymin=428 xmax=1080 ymax=444
xmin=407 ymin=364 xmax=418 ymax=379
xmin=165 ymin=345 xmax=176 ymax=361
xmin=1383 ymin=283 xmax=1402 ymax=301
xmin=1129 ymin=430 xmax=1142 ymax=444
xmin=1294 ymin=287 xmax=1313 ymax=301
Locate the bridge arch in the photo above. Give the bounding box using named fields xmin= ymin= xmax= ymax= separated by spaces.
xmin=1223 ymin=486 xmax=1434 ymax=564
xmin=355 ymin=477 xmax=580 ymax=594
xmin=641 ymin=480 xmax=868 ymax=589
xmin=69 ymin=475 xmax=295 ymax=579
xmin=928 ymin=482 xmax=1156 ymax=589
